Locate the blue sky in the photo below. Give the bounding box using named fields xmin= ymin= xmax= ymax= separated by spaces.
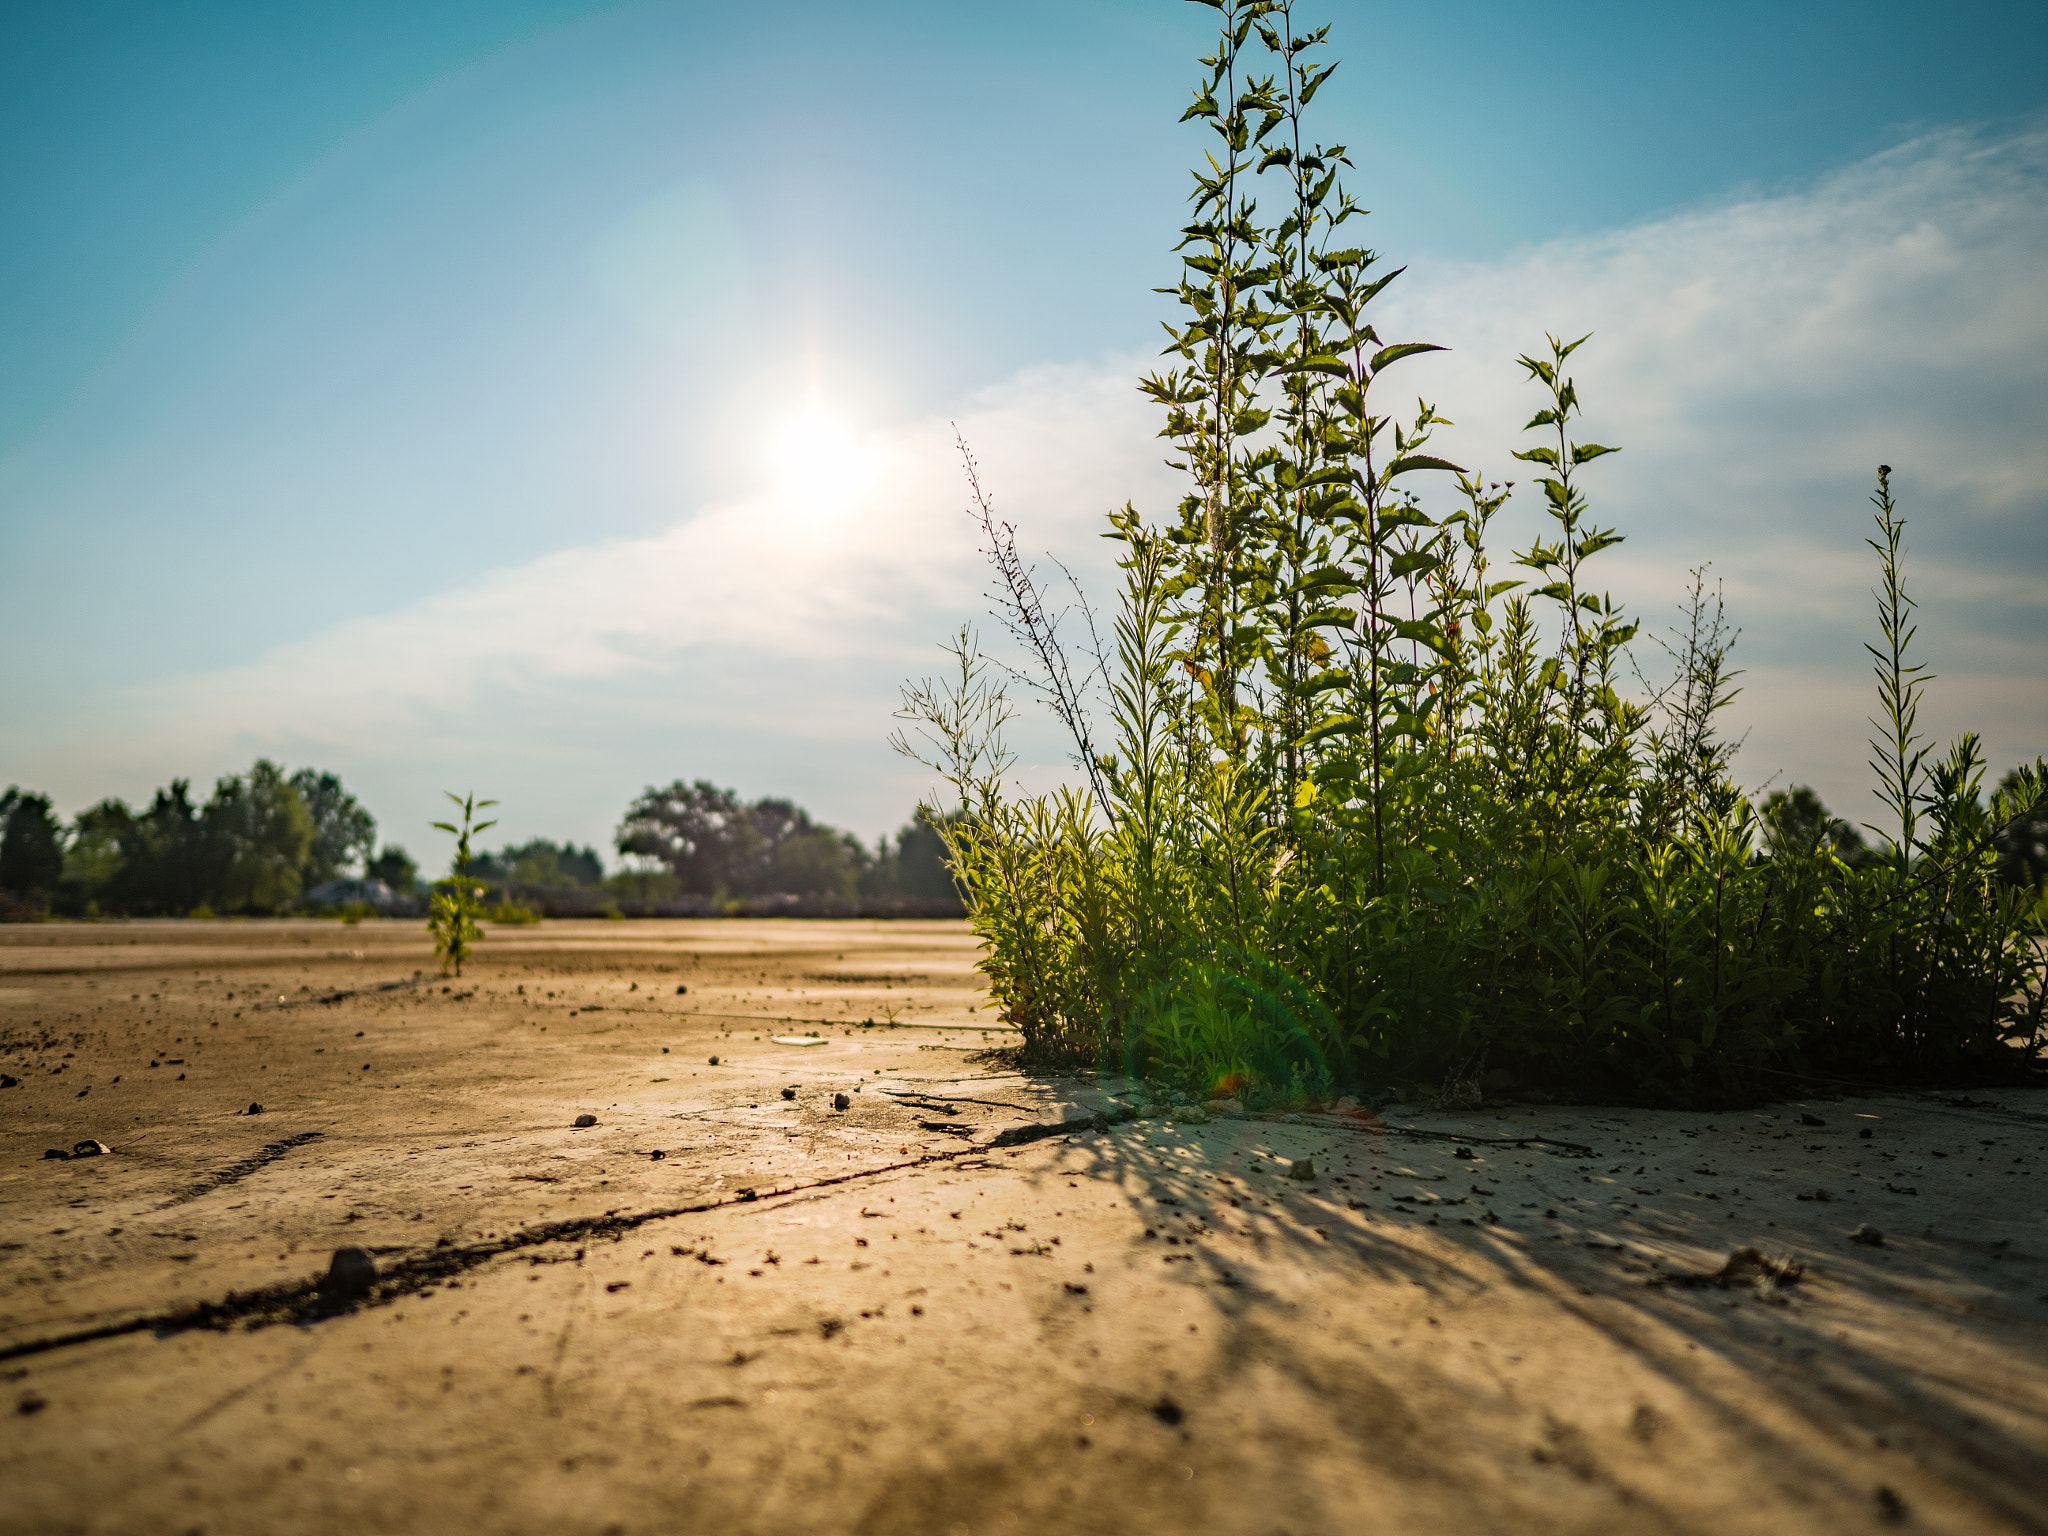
xmin=3 ymin=0 xmax=2044 ymax=861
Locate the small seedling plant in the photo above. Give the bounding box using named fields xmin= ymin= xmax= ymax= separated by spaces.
xmin=428 ymin=792 xmax=497 ymax=977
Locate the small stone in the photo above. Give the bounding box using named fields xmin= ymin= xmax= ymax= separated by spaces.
xmin=833 ymin=1093 xmax=851 ymax=1111
xmin=1800 ymin=1113 xmax=1826 ymax=1127
xmin=1859 ymin=1127 xmax=1873 ymax=1139
xmin=1332 ymin=1096 xmax=1359 ymax=1113
xmin=1454 ymin=1147 xmax=1477 ymax=1160
xmin=70 ymin=1140 xmax=110 ymax=1158
xmin=42 ymin=1148 xmax=69 ymax=1160
xmin=649 ymin=1149 xmax=665 ymax=1160
xmin=1851 ymin=1224 xmax=1885 ymax=1247
xmin=708 ymin=1056 xmax=719 ymax=1065
xmin=246 ymin=1102 xmax=264 ymax=1115
xmin=781 ymin=1087 xmax=797 ymax=1100
xmin=17 ymin=1392 xmax=46 ymax=1416
xmin=1287 ymin=1157 xmax=1317 ymax=1182
xmin=675 ymin=985 xmax=688 ymax=994
xmin=573 ymin=1114 xmax=598 ymax=1128
xmin=1204 ymin=1098 xmax=1243 ymax=1118
xmin=1170 ymin=1104 xmax=1208 ymax=1125
xmin=321 ymin=1247 xmax=376 ymax=1301
xmin=1 ymin=1074 xmax=18 ymax=1088
xmin=1278 ymin=1112 xmax=1302 ymax=1125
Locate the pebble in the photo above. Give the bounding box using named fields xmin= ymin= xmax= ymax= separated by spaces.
xmin=42 ymin=1148 xmax=68 ymax=1160
xmin=70 ymin=1140 xmax=110 ymax=1158
xmin=321 ymin=1247 xmax=377 ymax=1300
xmin=1288 ymin=1157 xmax=1317 ymax=1182
xmin=245 ymin=1102 xmax=264 ymax=1115
xmin=833 ymin=1093 xmax=851 ymax=1111
xmin=1851 ymin=1224 xmax=1885 ymax=1246
xmin=1204 ymin=1098 xmax=1243 ymax=1117
xmin=708 ymin=1056 xmax=720 ymax=1065
xmin=649 ymin=1149 xmax=665 ymax=1160
xmin=574 ymin=1114 xmax=598 ymax=1128
xmin=1169 ymin=1104 xmax=1209 ymax=1125
xmin=1801 ymin=1113 xmax=1827 ymax=1127
xmin=781 ymin=1087 xmax=798 ymax=1100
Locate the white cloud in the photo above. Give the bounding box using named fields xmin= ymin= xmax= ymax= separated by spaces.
xmin=14 ymin=125 xmax=2046 ymax=848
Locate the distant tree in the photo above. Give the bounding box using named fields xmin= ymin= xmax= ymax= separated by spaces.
xmin=1759 ymin=786 xmax=1874 ymax=866
xmin=617 ymin=781 xmax=863 ymax=897
xmin=895 ymin=810 xmax=964 ymax=905
xmin=64 ymin=799 xmax=134 ymax=900
xmin=366 ymin=845 xmax=419 ymax=893
xmin=289 ymin=768 xmax=377 ymax=885
xmin=617 ymin=781 xmax=752 ymax=894
xmin=857 ymin=809 xmax=965 ymax=908
xmin=487 ymin=839 xmax=606 ymax=889
xmin=205 ymin=760 xmax=315 ymax=913
xmin=1993 ymin=768 xmax=2048 ymax=888
xmin=0 ymin=789 xmax=64 ymax=897
xmin=104 ymin=781 xmax=210 ymax=914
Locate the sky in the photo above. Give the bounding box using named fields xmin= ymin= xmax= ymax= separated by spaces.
xmin=2 ymin=0 xmax=2044 ymax=864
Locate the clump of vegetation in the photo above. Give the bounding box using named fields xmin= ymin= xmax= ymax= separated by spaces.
xmin=428 ymin=792 xmax=497 ymax=976
xmin=897 ymin=0 xmax=2048 ymax=1104
xmin=486 ymin=900 xmax=540 ymax=925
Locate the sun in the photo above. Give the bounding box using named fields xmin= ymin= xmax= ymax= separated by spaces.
xmin=763 ymin=400 xmax=875 ymax=514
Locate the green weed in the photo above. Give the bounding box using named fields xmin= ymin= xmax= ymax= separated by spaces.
xmin=899 ymin=0 xmax=2048 ymax=1103
xmin=428 ymin=792 xmax=497 ymax=976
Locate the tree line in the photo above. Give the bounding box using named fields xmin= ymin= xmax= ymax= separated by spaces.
xmin=0 ymin=765 xmax=962 ymax=918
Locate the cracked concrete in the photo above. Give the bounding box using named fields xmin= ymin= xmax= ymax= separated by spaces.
xmin=3 ymin=918 xmax=2046 ymax=1534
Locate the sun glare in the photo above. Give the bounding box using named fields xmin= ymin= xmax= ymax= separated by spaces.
xmin=764 ymin=401 xmax=875 ymax=515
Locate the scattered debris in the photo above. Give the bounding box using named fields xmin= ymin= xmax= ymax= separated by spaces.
xmin=319 ymin=1248 xmax=376 ymax=1302
xmin=1656 ymin=1247 xmax=1805 ymax=1291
